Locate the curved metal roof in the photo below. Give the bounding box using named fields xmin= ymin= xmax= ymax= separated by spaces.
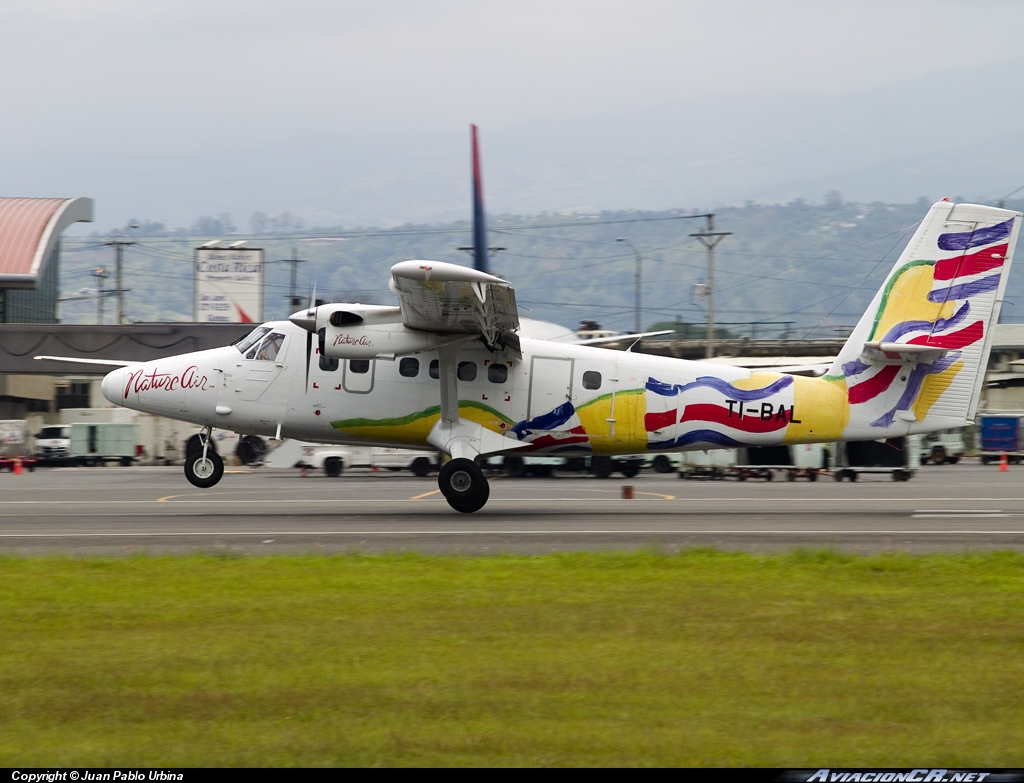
xmin=0 ymin=197 xmax=93 ymax=289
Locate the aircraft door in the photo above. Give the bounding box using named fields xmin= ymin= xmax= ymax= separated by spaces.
xmin=529 ymin=357 xmax=573 ymax=420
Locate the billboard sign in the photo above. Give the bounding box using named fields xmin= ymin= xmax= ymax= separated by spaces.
xmin=194 ymin=247 xmax=264 ymax=323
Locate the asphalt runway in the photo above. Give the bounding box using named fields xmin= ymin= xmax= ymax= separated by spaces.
xmin=1 ymin=462 xmax=1023 ymax=554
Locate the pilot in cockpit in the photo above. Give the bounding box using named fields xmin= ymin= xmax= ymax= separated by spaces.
xmin=256 ymin=333 xmax=285 ymax=361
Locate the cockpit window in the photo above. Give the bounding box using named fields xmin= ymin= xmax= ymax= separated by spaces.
xmin=235 ymin=326 xmax=271 ymax=355
xmin=254 ymin=332 xmax=286 ymax=361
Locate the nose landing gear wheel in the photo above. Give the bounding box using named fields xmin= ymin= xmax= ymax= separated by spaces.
xmin=184 ymin=450 xmax=224 ymax=488
xmin=439 ymin=458 xmax=490 ymax=513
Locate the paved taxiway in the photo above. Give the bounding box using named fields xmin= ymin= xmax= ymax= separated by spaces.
xmin=1 ymin=461 xmax=1023 ymax=554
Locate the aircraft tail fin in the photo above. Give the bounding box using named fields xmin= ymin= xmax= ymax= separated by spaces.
xmin=471 ymin=124 xmax=488 ymax=275
xmin=827 ymin=200 xmax=1021 ymax=437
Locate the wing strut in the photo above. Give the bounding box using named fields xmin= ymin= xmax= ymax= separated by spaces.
xmin=426 ymin=342 xmax=525 ymax=461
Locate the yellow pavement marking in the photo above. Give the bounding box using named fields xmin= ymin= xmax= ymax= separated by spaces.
xmin=412 ymin=488 xmax=442 ymax=500
xmin=158 ymin=493 xmax=208 ymax=502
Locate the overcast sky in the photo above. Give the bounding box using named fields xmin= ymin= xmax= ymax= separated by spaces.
xmin=3 ymin=0 xmax=1024 ymax=228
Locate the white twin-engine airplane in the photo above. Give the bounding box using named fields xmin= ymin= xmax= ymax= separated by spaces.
xmin=54 ymin=200 xmax=1020 ymax=512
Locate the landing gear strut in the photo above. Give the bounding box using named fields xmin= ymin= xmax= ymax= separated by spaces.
xmin=184 ymin=426 xmax=224 ymax=488
xmin=438 ymin=458 xmax=490 ymax=513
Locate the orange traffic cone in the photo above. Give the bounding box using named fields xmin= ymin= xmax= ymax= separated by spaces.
xmin=12 ymin=458 xmax=22 ymax=475
xmin=1000 ymin=454 xmax=1009 ymax=472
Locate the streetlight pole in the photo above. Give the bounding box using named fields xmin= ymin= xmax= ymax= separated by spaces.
xmin=617 ymin=237 xmax=643 ymax=333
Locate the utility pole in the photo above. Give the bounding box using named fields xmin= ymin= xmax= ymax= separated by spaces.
xmin=278 ymin=247 xmax=307 ymax=311
xmin=616 ymin=237 xmax=643 ymax=333
xmin=103 ymin=222 xmax=137 ymax=324
xmin=92 ymin=268 xmax=108 ymax=325
xmin=691 ymin=214 xmax=731 ymax=359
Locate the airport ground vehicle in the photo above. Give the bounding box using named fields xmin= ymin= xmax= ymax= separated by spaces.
xmin=35 ymin=422 xmax=140 ymax=466
xmin=919 ymin=429 xmax=965 ymax=464
xmin=671 ymin=449 xmax=736 ymax=480
xmin=0 ymin=420 xmax=37 ymax=471
xmin=269 ymin=442 xmax=439 ymax=477
xmin=734 ymin=443 xmax=827 ymax=481
xmin=485 ymin=453 xmax=646 ymax=478
xmin=832 ymin=435 xmax=920 ymax=482
xmin=976 ymin=415 xmax=1024 ymax=464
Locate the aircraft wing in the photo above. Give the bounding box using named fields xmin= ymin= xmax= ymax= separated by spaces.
xmin=389 ymin=260 xmax=519 ymax=351
xmin=34 ymin=356 xmax=138 ymax=367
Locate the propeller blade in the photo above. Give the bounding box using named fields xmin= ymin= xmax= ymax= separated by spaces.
xmin=305 ymin=330 xmax=313 ymax=393
xmin=303 ymin=281 xmax=316 ymax=392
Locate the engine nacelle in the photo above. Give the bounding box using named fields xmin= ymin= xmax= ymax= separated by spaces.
xmin=316 ymin=304 xmax=455 ymax=360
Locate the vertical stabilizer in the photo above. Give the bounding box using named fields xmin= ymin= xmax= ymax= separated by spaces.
xmin=471 ymin=124 xmax=488 ymax=275
xmin=827 ymin=200 xmax=1022 ymax=438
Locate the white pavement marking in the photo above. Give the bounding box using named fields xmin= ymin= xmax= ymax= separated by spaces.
xmin=2 ymin=530 xmax=1024 ymax=538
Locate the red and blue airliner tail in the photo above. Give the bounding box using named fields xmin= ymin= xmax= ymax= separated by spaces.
xmin=471 ymin=124 xmax=488 ymax=275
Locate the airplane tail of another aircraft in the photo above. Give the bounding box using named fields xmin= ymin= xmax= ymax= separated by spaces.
xmin=826 ymin=200 xmax=1022 ymax=439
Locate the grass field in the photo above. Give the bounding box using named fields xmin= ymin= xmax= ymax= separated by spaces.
xmin=1 ymin=550 xmax=1023 ymax=766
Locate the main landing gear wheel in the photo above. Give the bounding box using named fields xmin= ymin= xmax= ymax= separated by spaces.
xmin=184 ymin=450 xmax=224 ymax=488
xmin=438 ymin=458 xmax=490 ymax=513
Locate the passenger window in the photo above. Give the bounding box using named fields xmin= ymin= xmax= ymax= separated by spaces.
xmin=318 ymin=328 xmax=338 ymax=372
xmin=399 ymin=358 xmax=419 ymax=377
xmin=488 ymin=363 xmax=508 ymax=384
xmin=429 ymin=359 xmax=439 ymax=379
xmin=350 ymin=359 xmax=370 ymax=374
xmin=255 ymin=333 xmax=285 ymax=361
xmin=582 ymin=370 xmax=601 ymax=390
xmin=457 ymin=361 xmax=477 ymax=382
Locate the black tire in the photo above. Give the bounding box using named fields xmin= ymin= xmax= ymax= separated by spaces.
xmin=765 ymin=470 xmax=774 ymax=482
xmin=438 ymin=458 xmax=489 ymax=512
xmin=833 ymin=470 xmax=843 ymax=482
xmin=809 ymin=470 xmax=818 ymax=482
xmin=931 ymin=446 xmax=946 ymax=465
xmin=652 ymin=455 xmax=673 ymax=474
xmin=530 ymin=465 xmax=553 ymax=478
xmin=947 ymin=456 xmax=960 ymax=465
xmin=411 ymin=457 xmax=432 ymax=477
xmin=620 ymin=463 xmax=640 ymax=478
xmin=324 ymin=457 xmax=343 ymax=477
xmin=849 ymin=470 xmax=858 ymax=482
xmin=185 ymin=434 xmax=218 ymax=458
xmin=591 ymin=456 xmax=613 ymax=479
xmin=504 ymin=455 xmax=527 ymax=478
xmin=786 ymin=470 xmax=796 ymax=482
xmin=184 ymin=450 xmax=224 ymax=488
xmin=981 ymin=455 xmax=991 ymax=465
xmin=236 ymin=435 xmax=267 ymax=466
xmin=120 ymin=456 xmax=132 ymax=467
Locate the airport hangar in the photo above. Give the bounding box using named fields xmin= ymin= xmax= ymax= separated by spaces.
xmin=1 ymin=194 xmax=1024 ymax=457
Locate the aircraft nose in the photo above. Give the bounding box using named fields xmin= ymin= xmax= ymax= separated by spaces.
xmin=101 ymin=366 xmax=127 ymax=404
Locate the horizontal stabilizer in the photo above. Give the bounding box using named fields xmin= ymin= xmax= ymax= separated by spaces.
xmin=863 ymin=341 xmax=949 ymax=362
xmin=565 ymin=330 xmax=673 ymax=347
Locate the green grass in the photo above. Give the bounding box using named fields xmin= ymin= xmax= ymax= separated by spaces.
xmin=2 ymin=550 xmax=1023 ymax=766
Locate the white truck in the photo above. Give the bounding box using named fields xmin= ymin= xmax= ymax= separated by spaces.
xmin=919 ymin=429 xmax=965 ymax=464
xmin=267 ymin=441 xmax=438 ymax=477
xmin=35 ymin=422 xmax=140 ymax=466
